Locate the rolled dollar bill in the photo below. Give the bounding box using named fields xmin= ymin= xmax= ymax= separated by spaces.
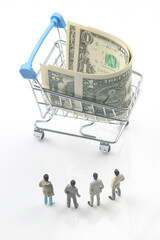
xmin=41 ymin=55 xmax=132 ymax=120
xmin=66 ymin=21 xmax=131 ymax=74
xmin=41 ymin=21 xmax=133 ymax=120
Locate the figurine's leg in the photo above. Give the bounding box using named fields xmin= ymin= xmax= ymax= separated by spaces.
xmin=97 ymin=193 xmax=100 ymax=206
xmin=67 ymin=194 xmax=71 ymax=208
xmin=112 ymin=189 xmax=116 ymax=199
xmin=73 ymin=196 xmax=78 ymax=208
xmin=88 ymin=195 xmax=94 ymax=207
xmin=109 ymin=189 xmax=115 ymax=200
xmin=91 ymin=195 xmax=94 ymax=206
xmin=117 ymin=187 xmax=121 ymax=196
xmin=44 ymin=195 xmax=48 ymax=204
xmin=49 ymin=196 xmax=53 ymax=205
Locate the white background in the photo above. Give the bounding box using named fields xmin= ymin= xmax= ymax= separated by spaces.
xmin=0 ymin=0 xmax=160 ymax=239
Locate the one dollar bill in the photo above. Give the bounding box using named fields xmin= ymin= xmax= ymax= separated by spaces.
xmin=41 ymin=59 xmax=132 ymax=120
xmin=66 ymin=21 xmax=131 ymax=74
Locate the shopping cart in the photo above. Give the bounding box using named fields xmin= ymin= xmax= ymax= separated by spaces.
xmin=19 ymin=12 xmax=143 ymax=153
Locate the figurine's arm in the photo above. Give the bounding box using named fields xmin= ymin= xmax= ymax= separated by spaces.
xmin=64 ymin=186 xmax=69 ymax=194
xmin=100 ymin=180 xmax=104 ymax=190
xmin=39 ymin=181 xmax=43 ymax=187
xmin=51 ymin=184 xmax=54 ymax=195
xmin=121 ymin=175 xmax=125 ymax=181
xmin=76 ymin=189 xmax=81 ymax=198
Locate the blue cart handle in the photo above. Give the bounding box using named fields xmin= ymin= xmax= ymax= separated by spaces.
xmin=19 ymin=12 xmax=66 ymax=79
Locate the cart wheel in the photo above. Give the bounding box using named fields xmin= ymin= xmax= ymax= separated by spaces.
xmin=99 ymin=142 xmax=111 ymax=153
xmin=34 ymin=129 xmax=44 ymax=140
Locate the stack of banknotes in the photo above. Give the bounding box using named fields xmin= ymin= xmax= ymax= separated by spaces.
xmin=41 ymin=21 xmax=132 ymax=120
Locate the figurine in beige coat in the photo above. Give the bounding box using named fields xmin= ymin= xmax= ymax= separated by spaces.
xmin=109 ymin=169 xmax=125 ymax=200
xmin=39 ymin=174 xmax=54 ymax=205
xmin=88 ymin=172 xmax=104 ymax=207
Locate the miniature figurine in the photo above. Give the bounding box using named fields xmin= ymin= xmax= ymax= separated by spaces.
xmin=39 ymin=174 xmax=54 ymax=205
xmin=64 ymin=180 xmax=81 ymax=209
xmin=108 ymin=169 xmax=125 ymax=200
xmin=88 ymin=172 xmax=104 ymax=207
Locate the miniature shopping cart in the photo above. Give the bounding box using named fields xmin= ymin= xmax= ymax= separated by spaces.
xmin=19 ymin=13 xmax=143 ymax=153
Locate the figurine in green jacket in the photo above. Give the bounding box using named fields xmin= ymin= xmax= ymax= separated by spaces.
xmin=39 ymin=174 xmax=54 ymax=205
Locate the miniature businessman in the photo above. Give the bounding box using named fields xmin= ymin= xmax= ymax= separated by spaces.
xmin=88 ymin=172 xmax=104 ymax=207
xmin=39 ymin=174 xmax=54 ymax=205
xmin=64 ymin=180 xmax=81 ymax=209
xmin=109 ymin=169 xmax=125 ymax=200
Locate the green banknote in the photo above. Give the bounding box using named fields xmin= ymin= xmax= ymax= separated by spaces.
xmin=66 ymin=21 xmax=131 ymax=74
xmin=41 ymin=21 xmax=132 ymax=120
xmin=41 ymin=61 xmax=132 ymax=120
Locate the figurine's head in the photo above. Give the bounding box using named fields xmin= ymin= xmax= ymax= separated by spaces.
xmin=43 ymin=174 xmax=49 ymax=181
xmin=114 ymin=169 xmax=119 ymax=176
xmin=70 ymin=180 xmax=76 ymax=186
xmin=93 ymin=172 xmax=98 ymax=180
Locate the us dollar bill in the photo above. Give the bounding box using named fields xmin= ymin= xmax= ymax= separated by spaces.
xmin=81 ymin=65 xmax=132 ymax=118
xmin=41 ymin=63 xmax=77 ymax=110
xmin=41 ymin=60 xmax=132 ymax=120
xmin=66 ymin=21 xmax=131 ymax=74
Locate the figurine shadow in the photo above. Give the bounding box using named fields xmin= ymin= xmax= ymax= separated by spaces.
xmin=58 ymin=198 xmax=122 ymax=227
xmin=82 ymin=200 xmax=122 ymax=225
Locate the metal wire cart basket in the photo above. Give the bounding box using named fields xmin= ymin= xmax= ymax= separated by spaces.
xmin=19 ymin=13 xmax=143 ymax=153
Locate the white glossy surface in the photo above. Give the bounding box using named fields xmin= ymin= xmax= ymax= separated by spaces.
xmin=0 ymin=1 xmax=160 ymax=239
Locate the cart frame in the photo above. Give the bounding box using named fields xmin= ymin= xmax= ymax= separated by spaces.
xmin=19 ymin=13 xmax=143 ymax=153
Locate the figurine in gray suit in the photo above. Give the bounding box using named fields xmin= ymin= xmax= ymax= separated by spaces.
xmin=88 ymin=172 xmax=104 ymax=207
xmin=64 ymin=180 xmax=81 ymax=209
